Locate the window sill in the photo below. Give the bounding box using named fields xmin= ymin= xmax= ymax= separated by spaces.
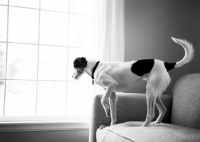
xmin=0 ymin=117 xmax=89 ymax=132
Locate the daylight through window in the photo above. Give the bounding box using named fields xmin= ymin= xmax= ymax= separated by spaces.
xmin=0 ymin=0 xmax=95 ymax=121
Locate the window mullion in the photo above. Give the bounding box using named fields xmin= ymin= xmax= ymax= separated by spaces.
xmin=65 ymin=0 xmax=70 ymax=116
xmin=3 ymin=0 xmax=10 ymax=117
xmin=35 ymin=0 xmax=41 ymax=117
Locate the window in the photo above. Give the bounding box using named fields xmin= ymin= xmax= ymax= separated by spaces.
xmin=0 ymin=0 xmax=95 ymax=122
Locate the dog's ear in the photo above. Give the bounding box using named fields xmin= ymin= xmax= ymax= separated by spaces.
xmin=73 ymin=57 xmax=87 ymax=69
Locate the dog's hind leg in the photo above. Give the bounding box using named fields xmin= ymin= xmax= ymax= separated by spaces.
xmin=142 ymin=71 xmax=169 ymax=127
xmin=109 ymin=92 xmax=118 ymax=125
xmin=141 ymin=86 xmax=157 ymax=127
xmin=154 ymin=96 xmax=167 ymax=124
xmin=152 ymin=71 xmax=170 ymax=125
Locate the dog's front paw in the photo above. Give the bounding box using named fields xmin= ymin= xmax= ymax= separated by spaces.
xmin=99 ymin=125 xmax=107 ymax=130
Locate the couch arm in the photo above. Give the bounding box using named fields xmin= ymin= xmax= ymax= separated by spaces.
xmin=89 ymin=93 xmax=172 ymax=142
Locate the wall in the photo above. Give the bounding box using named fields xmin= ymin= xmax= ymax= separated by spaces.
xmin=0 ymin=129 xmax=89 ymax=142
xmin=177 ymin=0 xmax=200 ymax=78
xmin=125 ymin=0 xmax=200 ymax=94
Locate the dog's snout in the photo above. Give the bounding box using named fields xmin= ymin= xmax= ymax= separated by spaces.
xmin=72 ymin=73 xmax=77 ymax=79
xmin=72 ymin=74 xmax=75 ymax=79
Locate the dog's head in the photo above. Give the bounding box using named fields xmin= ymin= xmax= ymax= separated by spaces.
xmin=72 ymin=57 xmax=87 ymax=79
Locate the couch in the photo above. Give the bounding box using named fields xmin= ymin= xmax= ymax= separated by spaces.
xmin=89 ymin=73 xmax=200 ymax=142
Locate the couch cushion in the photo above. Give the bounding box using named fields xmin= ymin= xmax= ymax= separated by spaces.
xmin=96 ymin=121 xmax=200 ymax=142
xmin=171 ymin=73 xmax=200 ymax=129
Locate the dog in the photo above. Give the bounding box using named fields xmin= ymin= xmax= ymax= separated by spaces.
xmin=72 ymin=37 xmax=194 ymax=127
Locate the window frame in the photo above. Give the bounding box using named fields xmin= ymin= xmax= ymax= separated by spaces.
xmin=0 ymin=121 xmax=89 ymax=132
xmin=0 ymin=0 xmax=95 ymax=123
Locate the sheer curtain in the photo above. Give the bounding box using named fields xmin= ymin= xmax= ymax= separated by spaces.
xmin=94 ymin=0 xmax=125 ymax=62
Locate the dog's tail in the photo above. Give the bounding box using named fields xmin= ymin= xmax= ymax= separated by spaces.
xmin=171 ymin=37 xmax=194 ymax=68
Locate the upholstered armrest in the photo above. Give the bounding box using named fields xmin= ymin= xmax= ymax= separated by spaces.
xmin=89 ymin=93 xmax=172 ymax=142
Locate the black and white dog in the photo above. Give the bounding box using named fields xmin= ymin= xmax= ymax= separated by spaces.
xmin=72 ymin=37 xmax=194 ymax=127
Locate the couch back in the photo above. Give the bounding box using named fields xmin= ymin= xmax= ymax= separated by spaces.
xmin=171 ymin=73 xmax=200 ymax=129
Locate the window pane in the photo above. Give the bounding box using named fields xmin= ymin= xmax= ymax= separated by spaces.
xmin=0 ymin=5 xmax=7 ymax=42
xmin=41 ymin=0 xmax=68 ymax=12
xmin=0 ymin=43 xmax=6 ymax=79
xmin=0 ymin=0 xmax=8 ymax=5
xmin=70 ymin=0 xmax=93 ymax=15
xmin=67 ymin=82 xmax=94 ymax=116
xmin=5 ymin=80 xmax=37 ymax=117
xmin=40 ymin=11 xmax=68 ymax=46
xmin=69 ymin=14 xmax=94 ymax=48
xmin=8 ymin=7 xmax=39 ymax=44
xmin=0 ymin=81 xmax=5 ymax=117
xmin=68 ymin=48 xmax=95 ymax=81
xmin=7 ymin=43 xmax=38 ymax=80
xmin=37 ymin=81 xmax=66 ymax=116
xmin=10 ymin=0 xmax=39 ymax=9
xmin=38 ymin=46 xmax=67 ymax=80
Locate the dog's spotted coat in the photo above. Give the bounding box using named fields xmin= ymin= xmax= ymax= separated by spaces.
xmin=72 ymin=37 xmax=194 ymax=127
